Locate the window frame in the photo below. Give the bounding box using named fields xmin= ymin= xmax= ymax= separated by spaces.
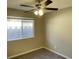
xmin=7 ymin=16 xmax=35 ymax=41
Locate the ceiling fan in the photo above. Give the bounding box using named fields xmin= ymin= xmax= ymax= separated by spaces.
xmin=20 ymin=0 xmax=58 ymax=16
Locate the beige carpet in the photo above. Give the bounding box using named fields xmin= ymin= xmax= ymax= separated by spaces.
xmin=11 ymin=48 xmax=66 ymax=59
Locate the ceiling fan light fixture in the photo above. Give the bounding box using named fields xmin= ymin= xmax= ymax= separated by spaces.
xmin=34 ymin=10 xmax=38 ymax=15
xmin=38 ymin=9 xmax=44 ymax=16
xmin=34 ymin=9 xmax=44 ymax=16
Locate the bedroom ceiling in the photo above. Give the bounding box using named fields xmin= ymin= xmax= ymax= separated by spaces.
xmin=7 ymin=0 xmax=72 ymax=11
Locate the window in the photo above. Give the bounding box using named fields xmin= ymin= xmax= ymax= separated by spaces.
xmin=7 ymin=17 xmax=34 ymax=41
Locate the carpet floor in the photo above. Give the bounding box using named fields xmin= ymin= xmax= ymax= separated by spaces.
xmin=11 ymin=48 xmax=66 ymax=59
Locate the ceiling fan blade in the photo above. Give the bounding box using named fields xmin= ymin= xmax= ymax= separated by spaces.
xmin=24 ymin=9 xmax=34 ymax=13
xmin=45 ymin=8 xmax=58 ymax=10
xmin=45 ymin=0 xmax=53 ymax=6
xmin=20 ymin=4 xmax=33 ymax=8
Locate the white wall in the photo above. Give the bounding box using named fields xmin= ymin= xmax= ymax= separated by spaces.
xmin=44 ymin=7 xmax=72 ymax=58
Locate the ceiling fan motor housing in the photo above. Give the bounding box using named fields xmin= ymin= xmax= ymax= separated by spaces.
xmin=35 ymin=3 xmax=41 ymax=9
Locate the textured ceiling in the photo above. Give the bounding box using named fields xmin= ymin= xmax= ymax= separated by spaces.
xmin=7 ymin=0 xmax=72 ymax=11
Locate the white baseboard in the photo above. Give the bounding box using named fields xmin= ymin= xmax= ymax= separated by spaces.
xmin=43 ymin=47 xmax=72 ymax=59
xmin=8 ymin=47 xmax=72 ymax=59
xmin=8 ymin=47 xmax=43 ymax=59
